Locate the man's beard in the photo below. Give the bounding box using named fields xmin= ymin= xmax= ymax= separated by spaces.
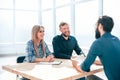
xmin=62 ymin=33 xmax=69 ymax=37
xmin=95 ymin=28 xmax=101 ymax=39
xmin=62 ymin=31 xmax=70 ymax=37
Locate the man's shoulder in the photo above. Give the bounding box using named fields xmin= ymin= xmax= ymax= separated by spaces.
xmin=53 ymin=35 xmax=62 ymax=39
xmin=69 ymin=35 xmax=76 ymax=40
xmin=69 ymin=35 xmax=75 ymax=38
xmin=92 ymin=38 xmax=103 ymax=47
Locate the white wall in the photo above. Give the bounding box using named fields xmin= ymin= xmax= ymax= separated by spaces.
xmin=0 ymin=0 xmax=120 ymax=55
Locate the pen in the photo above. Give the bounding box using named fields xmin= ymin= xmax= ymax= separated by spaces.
xmin=81 ymin=51 xmax=86 ymax=57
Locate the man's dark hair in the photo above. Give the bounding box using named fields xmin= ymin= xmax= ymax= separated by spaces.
xmin=97 ymin=15 xmax=114 ymax=32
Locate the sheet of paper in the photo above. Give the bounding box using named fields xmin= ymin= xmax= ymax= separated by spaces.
xmin=38 ymin=61 xmax=62 ymax=65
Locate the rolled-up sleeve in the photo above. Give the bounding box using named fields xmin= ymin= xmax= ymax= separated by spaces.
xmin=81 ymin=41 xmax=100 ymax=72
xmin=74 ymin=38 xmax=82 ymax=55
xmin=26 ymin=41 xmax=36 ymax=62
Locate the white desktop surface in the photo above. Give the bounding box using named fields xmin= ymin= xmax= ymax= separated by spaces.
xmin=2 ymin=58 xmax=103 ymax=80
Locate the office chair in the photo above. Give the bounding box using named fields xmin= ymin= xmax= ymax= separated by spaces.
xmin=16 ymin=56 xmax=25 ymax=80
xmin=17 ymin=56 xmax=25 ymax=63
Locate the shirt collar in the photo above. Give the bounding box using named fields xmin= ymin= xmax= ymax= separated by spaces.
xmin=101 ymin=32 xmax=111 ymax=38
xmin=60 ymin=34 xmax=71 ymax=40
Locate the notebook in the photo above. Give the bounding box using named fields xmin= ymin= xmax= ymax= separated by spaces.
xmin=38 ymin=61 xmax=62 ymax=65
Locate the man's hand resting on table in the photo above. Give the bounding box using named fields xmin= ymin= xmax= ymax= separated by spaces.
xmin=71 ymin=59 xmax=84 ymax=73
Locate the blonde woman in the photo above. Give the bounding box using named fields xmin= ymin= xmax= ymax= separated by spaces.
xmin=25 ymin=25 xmax=54 ymax=63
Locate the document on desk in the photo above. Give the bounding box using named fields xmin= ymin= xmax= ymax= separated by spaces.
xmin=38 ymin=61 xmax=62 ymax=65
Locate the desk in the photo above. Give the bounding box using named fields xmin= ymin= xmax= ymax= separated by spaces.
xmin=2 ymin=58 xmax=103 ymax=80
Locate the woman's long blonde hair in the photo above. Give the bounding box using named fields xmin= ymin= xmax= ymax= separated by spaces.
xmin=31 ymin=25 xmax=45 ymax=58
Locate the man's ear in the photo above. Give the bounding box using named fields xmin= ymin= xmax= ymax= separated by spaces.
xmin=59 ymin=28 xmax=62 ymax=32
xmin=99 ymin=24 xmax=103 ymax=31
